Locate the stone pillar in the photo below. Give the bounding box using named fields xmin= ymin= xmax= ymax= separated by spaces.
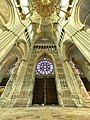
xmin=12 ymin=62 xmax=34 ymax=107
xmin=56 ymin=77 xmax=64 ymax=107
xmin=69 ymin=60 xmax=89 ymax=98
xmin=9 ymin=60 xmax=27 ymax=99
xmin=62 ymin=59 xmax=83 ymax=107
xmin=0 ymin=60 xmax=28 ymax=108
xmin=0 ymin=62 xmax=20 ymax=99
xmin=27 ymin=77 xmax=35 ymax=106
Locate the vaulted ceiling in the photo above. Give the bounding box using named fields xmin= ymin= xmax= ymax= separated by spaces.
xmin=1 ymin=0 xmax=89 ymax=42
xmin=20 ymin=0 xmax=72 ymax=42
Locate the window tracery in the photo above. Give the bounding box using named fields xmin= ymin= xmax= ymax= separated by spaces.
xmin=36 ymin=57 xmax=54 ymax=75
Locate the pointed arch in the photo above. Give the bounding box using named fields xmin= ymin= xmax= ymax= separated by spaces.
xmin=32 ymin=52 xmax=59 ymax=105
xmin=17 ymin=39 xmax=29 ymax=60
xmin=61 ymin=39 xmax=73 ymax=61
xmin=32 ymin=51 xmax=58 ymax=77
xmin=61 ymin=39 xmax=90 ymax=97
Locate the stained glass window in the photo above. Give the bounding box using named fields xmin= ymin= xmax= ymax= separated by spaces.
xmin=36 ymin=57 xmax=54 ymax=75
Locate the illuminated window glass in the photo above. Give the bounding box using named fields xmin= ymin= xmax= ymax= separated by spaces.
xmin=36 ymin=58 xmax=54 ymax=75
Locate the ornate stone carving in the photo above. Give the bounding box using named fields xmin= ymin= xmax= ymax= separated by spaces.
xmin=33 ymin=0 xmax=58 ymax=17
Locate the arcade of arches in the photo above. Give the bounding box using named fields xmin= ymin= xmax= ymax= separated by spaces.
xmin=0 ymin=0 xmax=90 ymax=113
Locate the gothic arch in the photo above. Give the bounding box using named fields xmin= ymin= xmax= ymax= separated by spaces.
xmin=0 ymin=39 xmax=28 ymax=80
xmin=0 ymin=0 xmax=15 ymax=31
xmin=4 ymin=46 xmax=23 ymax=62
xmin=74 ymin=0 xmax=84 ymax=28
xmin=0 ymin=47 xmax=21 ymax=84
xmin=1 ymin=41 xmax=25 ymax=65
xmin=61 ymin=39 xmax=89 ymax=63
xmin=61 ymin=40 xmax=90 ymax=96
xmin=74 ymin=0 xmax=90 ymax=29
xmin=0 ymin=39 xmax=29 ymax=97
xmin=32 ymin=52 xmax=59 ymax=105
xmin=32 ymin=51 xmax=58 ymax=77
xmin=0 ymin=55 xmax=18 ymax=97
xmin=17 ymin=40 xmax=29 ymax=60
xmin=60 ymin=40 xmax=90 ymax=99
xmin=61 ymin=39 xmax=73 ymax=61
xmin=1 ymin=55 xmax=18 ymax=70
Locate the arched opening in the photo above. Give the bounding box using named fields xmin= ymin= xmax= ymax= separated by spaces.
xmin=79 ymin=0 xmax=90 ymax=27
xmin=0 ymin=56 xmax=18 ymax=96
xmin=0 ymin=0 xmax=10 ymax=24
xmin=75 ymin=0 xmax=90 ymax=31
xmin=63 ymin=41 xmax=90 ymax=96
xmin=72 ymin=57 xmax=90 ymax=96
xmin=0 ymin=39 xmax=29 ymax=98
xmin=32 ymin=56 xmax=58 ymax=105
xmin=0 ymin=0 xmax=15 ymax=32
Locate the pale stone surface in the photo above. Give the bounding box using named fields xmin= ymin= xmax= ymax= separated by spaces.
xmin=0 ymin=107 xmax=90 ymax=120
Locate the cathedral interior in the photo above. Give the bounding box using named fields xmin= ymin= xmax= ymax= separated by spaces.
xmin=0 ymin=0 xmax=90 ymax=119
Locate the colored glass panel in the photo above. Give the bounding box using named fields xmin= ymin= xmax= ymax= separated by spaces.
xmin=36 ymin=58 xmax=54 ymax=75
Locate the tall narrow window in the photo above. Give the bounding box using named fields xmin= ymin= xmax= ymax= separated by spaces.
xmin=36 ymin=57 xmax=54 ymax=75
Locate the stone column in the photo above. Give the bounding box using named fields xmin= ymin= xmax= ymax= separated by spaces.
xmin=62 ymin=59 xmax=83 ymax=106
xmin=0 ymin=60 xmax=28 ymax=108
xmin=8 ymin=60 xmax=27 ymax=99
xmin=69 ymin=60 xmax=89 ymax=98
xmin=56 ymin=77 xmax=64 ymax=107
xmin=0 ymin=62 xmax=20 ymax=99
xmin=27 ymin=77 xmax=35 ymax=106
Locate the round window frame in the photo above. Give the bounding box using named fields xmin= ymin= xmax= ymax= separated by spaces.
xmin=36 ymin=57 xmax=54 ymax=75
